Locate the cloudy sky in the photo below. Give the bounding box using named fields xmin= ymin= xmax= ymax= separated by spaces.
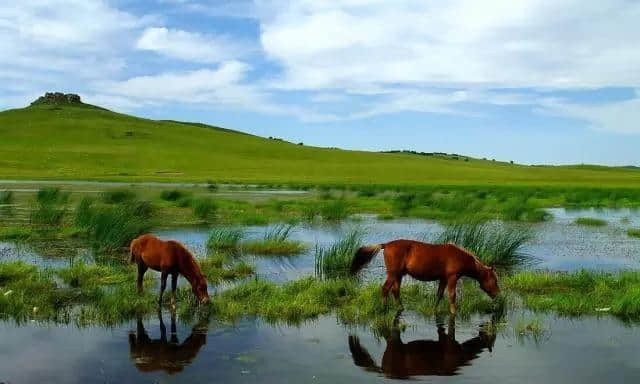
xmin=2 ymin=0 xmax=639 ymax=165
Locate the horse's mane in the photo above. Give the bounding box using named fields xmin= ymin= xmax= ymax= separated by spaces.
xmin=172 ymin=241 xmax=206 ymax=283
xmin=447 ymin=243 xmax=487 ymax=269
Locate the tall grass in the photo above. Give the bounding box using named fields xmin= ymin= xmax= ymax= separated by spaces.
xmin=206 ymin=227 xmax=245 ymax=251
xmin=436 ymin=221 xmax=534 ymax=269
xmin=101 ymin=189 xmax=136 ymax=204
xmin=242 ymin=224 xmax=306 ymax=255
xmin=74 ymin=197 xmax=95 ymax=229
xmin=76 ymin=199 xmax=153 ymax=253
xmin=315 ymin=229 xmax=363 ymax=278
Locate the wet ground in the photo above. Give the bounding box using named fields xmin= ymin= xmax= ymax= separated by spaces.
xmin=2 ymin=208 xmax=640 ymax=383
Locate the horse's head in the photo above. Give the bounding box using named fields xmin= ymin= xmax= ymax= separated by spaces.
xmin=479 ymin=266 xmax=500 ymax=298
xmin=192 ymin=277 xmax=210 ymax=305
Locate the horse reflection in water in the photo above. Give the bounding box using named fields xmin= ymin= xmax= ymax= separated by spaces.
xmin=129 ymin=311 xmax=208 ymax=374
xmin=349 ymin=319 xmax=495 ymax=379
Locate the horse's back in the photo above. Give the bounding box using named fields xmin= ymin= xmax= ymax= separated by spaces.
xmin=384 ymin=240 xmax=460 ymax=281
xmin=132 ymin=234 xmax=182 ymax=270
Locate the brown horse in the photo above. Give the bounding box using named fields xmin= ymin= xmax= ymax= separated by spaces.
xmin=129 ymin=311 xmax=208 ymax=374
xmin=349 ymin=320 xmax=495 ymax=378
xmin=130 ymin=234 xmax=209 ymax=305
xmin=350 ymin=240 xmax=499 ymax=315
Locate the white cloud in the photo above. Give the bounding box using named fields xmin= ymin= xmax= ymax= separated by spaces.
xmin=97 ymin=61 xmax=258 ymax=104
xmin=136 ymin=27 xmax=250 ymax=63
xmin=258 ymin=0 xmax=640 ymax=90
xmin=0 ymin=0 xmax=149 ymax=84
xmin=543 ymin=93 xmax=640 ymax=134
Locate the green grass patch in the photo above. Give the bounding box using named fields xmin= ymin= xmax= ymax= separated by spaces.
xmin=436 ymin=221 xmax=535 ymax=269
xmin=628 ymin=228 xmax=640 ymax=238
xmin=315 ymin=229 xmax=363 ymax=278
xmin=242 ymin=224 xmax=306 ymax=255
xmin=199 ymin=253 xmax=255 ymax=284
xmin=0 ymin=226 xmax=32 ymax=240
xmin=574 ymin=217 xmax=607 ymax=227
xmin=56 ymin=261 xmax=130 ymax=288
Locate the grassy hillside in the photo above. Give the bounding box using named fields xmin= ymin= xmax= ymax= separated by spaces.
xmin=1 ymin=103 xmax=640 ymax=187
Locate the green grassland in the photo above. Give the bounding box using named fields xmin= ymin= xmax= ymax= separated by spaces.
xmin=2 ymin=102 xmax=640 ymax=187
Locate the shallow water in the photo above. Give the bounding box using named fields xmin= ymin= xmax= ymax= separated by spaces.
xmin=2 ymin=311 xmax=640 ymax=383
xmin=3 ymin=209 xmax=640 ymax=382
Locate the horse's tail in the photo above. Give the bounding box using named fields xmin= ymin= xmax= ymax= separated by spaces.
xmin=350 ymin=243 xmax=384 ymax=275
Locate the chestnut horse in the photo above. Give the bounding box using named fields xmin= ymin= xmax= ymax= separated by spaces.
xmin=350 ymin=240 xmax=499 ymax=315
xmin=130 ymin=234 xmax=209 ymax=305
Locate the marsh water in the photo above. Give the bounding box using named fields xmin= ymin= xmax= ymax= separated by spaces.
xmin=2 ymin=208 xmax=640 ymax=383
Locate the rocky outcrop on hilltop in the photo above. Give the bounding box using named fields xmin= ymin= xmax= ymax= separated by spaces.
xmin=31 ymin=92 xmax=82 ymax=106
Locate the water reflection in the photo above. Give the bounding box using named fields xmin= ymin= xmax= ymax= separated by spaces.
xmin=128 ymin=311 xmax=208 ymax=374
xmin=349 ymin=319 xmax=495 ymax=379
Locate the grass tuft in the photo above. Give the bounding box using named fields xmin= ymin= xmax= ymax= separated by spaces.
xmin=206 ymin=227 xmax=245 ymax=252
xmin=628 ymin=228 xmax=640 ymax=239
xmin=574 ymin=217 xmax=607 ymax=227
xmin=436 ymin=221 xmax=534 ymax=269
xmin=101 ymin=189 xmax=136 ymax=204
xmin=160 ymin=189 xmax=186 ymax=201
xmin=315 ymin=229 xmax=363 ymax=278
xmin=242 ymin=224 xmax=306 ymax=255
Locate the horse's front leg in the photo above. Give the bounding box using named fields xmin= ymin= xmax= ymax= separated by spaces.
xmin=137 ymin=263 xmax=147 ymax=294
xmin=170 ymin=273 xmax=178 ymax=307
xmin=447 ymin=275 xmax=459 ymax=316
xmin=159 ymin=270 xmax=168 ymax=304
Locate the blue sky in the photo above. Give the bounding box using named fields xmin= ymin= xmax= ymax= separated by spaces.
xmin=2 ymin=0 xmax=640 ymax=165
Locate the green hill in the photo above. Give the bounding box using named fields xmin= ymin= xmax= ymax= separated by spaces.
xmin=1 ymin=98 xmax=639 ymax=187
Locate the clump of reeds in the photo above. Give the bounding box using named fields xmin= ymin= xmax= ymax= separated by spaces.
xmin=436 ymin=221 xmax=534 ymax=269
xmin=320 ymin=200 xmax=349 ymax=221
xmin=101 ymin=189 xmax=136 ymax=204
xmin=574 ymin=217 xmax=607 ymax=227
xmin=206 ymin=227 xmax=245 ymax=252
xmin=242 ymin=224 xmax=306 ymax=255
xmin=314 ymin=229 xmax=363 ymax=279
xmin=0 ymin=190 xmax=13 ymax=205
xmin=74 ymin=198 xmax=153 ymax=253
xmin=191 ymin=197 xmax=217 ymax=221
xmin=628 ymin=229 xmax=640 ymax=238
xmin=160 ymin=189 xmax=186 ymax=202
xmin=30 ymin=188 xmax=68 ymax=228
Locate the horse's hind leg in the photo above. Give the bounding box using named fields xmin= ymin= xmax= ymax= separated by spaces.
xmin=137 ymin=263 xmax=147 ymax=294
xmin=391 ymin=275 xmax=403 ymax=307
xmin=436 ymin=279 xmax=446 ymax=306
xmin=447 ymin=275 xmax=459 ymax=316
xmin=381 ymin=276 xmax=394 ymax=299
xmin=170 ymin=272 xmax=178 ymax=306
